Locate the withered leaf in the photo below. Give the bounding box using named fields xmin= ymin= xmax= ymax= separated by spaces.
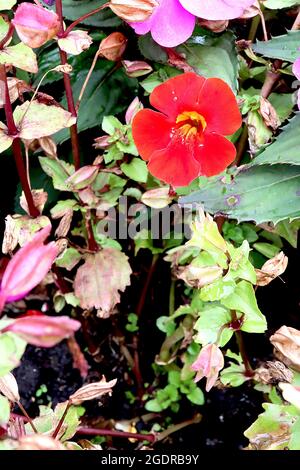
xmin=69 ymin=376 xmax=117 ymax=405
xmin=74 ymin=248 xmax=132 ymax=316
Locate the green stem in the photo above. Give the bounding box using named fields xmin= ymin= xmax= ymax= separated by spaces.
xmin=169 ymin=279 xmax=176 ymax=316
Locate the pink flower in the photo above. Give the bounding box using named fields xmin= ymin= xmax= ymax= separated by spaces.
xmin=179 ymin=0 xmax=256 ymax=21
xmin=0 ymin=226 xmax=58 ymax=311
xmin=293 ymin=56 xmax=300 ymax=110
xmin=191 ymin=344 xmax=224 ymax=392
xmin=2 ymin=315 xmax=81 ymax=348
xmin=12 ymin=2 xmax=60 ymax=49
xmin=130 ymin=0 xmax=195 ymax=47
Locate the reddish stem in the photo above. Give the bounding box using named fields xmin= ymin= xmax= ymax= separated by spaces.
xmin=85 ymin=209 xmax=99 ymax=252
xmin=0 ymin=66 xmax=39 ymax=218
xmin=56 ymin=0 xmax=80 ymax=170
xmin=62 ymin=4 xmax=109 ymax=37
xmin=0 ymin=22 xmax=14 ymax=50
xmin=76 ymin=426 xmax=156 ymax=443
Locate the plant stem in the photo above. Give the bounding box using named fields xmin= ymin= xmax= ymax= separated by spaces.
xmin=55 ymin=0 xmax=80 ymax=170
xmin=85 ymin=209 xmax=99 ymax=252
xmin=0 ymin=22 xmax=14 ymax=50
xmin=235 ymin=330 xmax=254 ymax=377
xmin=63 ymin=4 xmax=109 ymax=37
xmin=17 ymin=401 xmax=38 ymax=434
xmin=169 ymin=279 xmax=175 ymax=316
xmin=232 ymin=125 xmax=248 ymax=167
xmin=0 ymin=66 xmax=39 ymax=218
xmin=52 ymin=400 xmax=71 ymax=439
xmin=136 ymin=254 xmax=159 ymax=317
xmin=76 ymin=426 xmax=156 ymax=443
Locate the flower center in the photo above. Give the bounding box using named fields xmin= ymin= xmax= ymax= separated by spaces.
xmin=176 ymin=111 xmax=207 ymax=139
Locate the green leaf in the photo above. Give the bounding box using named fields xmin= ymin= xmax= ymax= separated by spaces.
xmin=194 ymin=304 xmax=233 ymax=347
xmin=221 ymin=281 xmax=267 ymax=333
xmin=289 ymin=416 xmax=300 ymax=450
xmin=178 ymin=31 xmax=239 ymax=92
xmin=263 ymin=0 xmax=300 ymax=9
xmin=0 ymin=17 xmax=8 ymax=43
xmin=0 ymin=127 xmax=13 ymax=154
xmin=0 ymin=396 xmax=10 ymax=427
xmin=220 ymin=362 xmax=248 ymax=387
xmin=54 ymin=402 xmax=80 ymax=442
xmin=274 ymin=219 xmax=300 ymax=248
xmin=244 ymin=403 xmax=296 ymax=450
xmin=39 ymin=157 xmax=74 ymax=191
xmin=140 ymin=67 xmax=181 ymax=94
xmin=179 ymin=165 xmax=300 ymax=224
xmin=186 ymin=387 xmax=205 ymax=405
xmin=269 ymin=93 xmax=294 ymax=124
xmin=59 ymin=0 xmax=121 ymax=27
xmin=138 ymin=34 xmax=168 ymax=63
xmin=252 ymin=114 xmax=300 ymax=166
xmin=0 ymin=0 xmax=16 ymax=9
xmin=121 ymin=158 xmax=148 ymax=183
xmin=199 ymin=278 xmax=236 ymax=302
xmin=0 ymin=333 xmax=27 ymax=377
xmin=252 ymin=242 xmax=280 ymax=259
xmin=0 ymin=43 xmax=38 ymax=73
xmin=56 ymin=247 xmax=82 ymax=271
xmin=252 ymin=30 xmax=300 ymax=62
xmin=227 ymin=241 xmax=257 ymax=284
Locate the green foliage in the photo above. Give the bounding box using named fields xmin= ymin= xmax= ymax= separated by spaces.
xmin=253 ymin=30 xmax=300 ymax=62
xmin=179 ymin=165 xmax=300 ymax=224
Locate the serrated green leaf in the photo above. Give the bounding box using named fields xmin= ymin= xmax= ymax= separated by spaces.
xmin=194 ymin=304 xmax=233 ymax=347
xmin=138 ymin=34 xmax=168 ymax=63
xmin=253 ymin=30 xmax=300 ymax=62
xmin=121 ymin=158 xmax=148 ymax=183
xmin=221 ymin=281 xmax=267 ymax=333
xmin=0 ymin=333 xmax=26 ymax=377
xmin=179 ymin=31 xmax=239 ymax=92
xmin=244 ymin=403 xmax=296 ymax=450
xmin=252 ymin=114 xmax=300 ymax=166
xmin=0 ymin=43 xmax=38 ymax=73
xmin=58 ymin=0 xmax=121 ymax=27
xmin=179 ymin=165 xmax=300 ymax=224
xmin=39 ymin=157 xmax=74 ymax=191
xmin=0 ymin=0 xmax=16 ymax=9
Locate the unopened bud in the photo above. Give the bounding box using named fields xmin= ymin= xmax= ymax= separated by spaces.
xmin=109 ymin=0 xmax=157 ymax=22
xmin=99 ymin=32 xmax=127 ymax=61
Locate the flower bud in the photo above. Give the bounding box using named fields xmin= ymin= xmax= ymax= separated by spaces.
xmin=125 ymin=97 xmax=143 ymax=124
xmin=0 ymin=373 xmax=20 ymax=402
xmin=99 ymin=32 xmax=127 ymax=61
xmin=65 ymin=165 xmax=99 ymax=191
xmin=122 ymin=60 xmax=152 ymax=77
xmin=191 ymin=344 xmax=224 ymax=392
xmin=12 ymin=3 xmax=60 ymax=49
xmin=109 ymin=0 xmax=158 ymax=23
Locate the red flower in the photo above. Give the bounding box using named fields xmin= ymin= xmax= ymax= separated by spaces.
xmin=132 ymin=72 xmax=242 ymax=187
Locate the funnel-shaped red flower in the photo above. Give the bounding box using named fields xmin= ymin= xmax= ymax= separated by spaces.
xmin=132 ymin=72 xmax=242 ymax=187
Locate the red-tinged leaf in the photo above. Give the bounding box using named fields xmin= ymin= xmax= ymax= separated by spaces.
xmin=69 ymin=376 xmax=117 ymax=405
xmin=67 ymin=335 xmax=89 ymax=379
xmin=74 ymin=248 xmax=132 ymax=317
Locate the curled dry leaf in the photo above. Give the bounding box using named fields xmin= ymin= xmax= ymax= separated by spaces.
xmin=69 ymin=376 xmax=117 ymax=405
xmin=198 ymin=19 xmax=229 ymax=32
xmin=254 ymin=361 xmax=293 ymax=385
xmin=177 ymin=264 xmax=223 ymax=289
xmin=55 ymin=210 xmax=73 ymax=238
xmin=141 ymin=187 xmax=173 ymax=209
xmin=122 ymin=60 xmax=152 ymax=77
xmin=20 ymin=189 xmax=48 ymax=216
xmin=255 ymin=251 xmax=288 ymax=286
xmin=17 ymin=435 xmax=65 ymax=451
xmin=58 ymin=30 xmax=93 ymax=56
xmin=24 ymin=136 xmax=57 ymax=158
xmin=109 ymin=0 xmax=157 ymax=23
xmin=270 ymin=325 xmax=300 ymax=372
xmin=279 ymin=383 xmax=300 ymax=409
xmin=74 ymin=248 xmax=132 ymax=317
xmin=0 ymin=372 xmax=20 ymax=402
xmin=259 ymin=97 xmax=281 ymax=130
xmin=99 ymin=32 xmax=128 ymax=61
xmin=0 ymin=78 xmax=31 ymax=108
xmin=2 ymin=214 xmax=51 ymax=254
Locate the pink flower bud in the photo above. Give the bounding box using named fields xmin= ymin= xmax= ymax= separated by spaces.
xmin=99 ymin=32 xmax=128 ymax=62
xmin=0 ymin=225 xmax=58 ymax=311
xmin=122 ymin=60 xmax=152 ymax=77
xmin=191 ymin=344 xmax=224 ymax=392
xmin=65 ymin=165 xmax=99 ymax=191
xmin=12 ymin=3 xmax=60 ymax=49
xmin=125 ymin=97 xmax=143 ymax=124
xmin=3 ymin=315 xmax=81 ymax=348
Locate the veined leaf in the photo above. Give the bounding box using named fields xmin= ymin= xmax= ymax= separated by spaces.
xmin=252 ymin=30 xmax=300 ymax=62
xmin=252 ymin=114 xmax=300 ymax=166
xmin=179 ymin=165 xmax=300 ymax=224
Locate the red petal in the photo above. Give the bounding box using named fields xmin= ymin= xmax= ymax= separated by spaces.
xmin=150 ymin=72 xmax=206 ymax=120
xmin=132 ymin=109 xmax=173 ymax=161
xmin=147 ymin=136 xmax=201 ymax=187
xmin=194 ymin=133 xmax=236 ymax=176
xmin=197 ymin=78 xmax=242 ymax=135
